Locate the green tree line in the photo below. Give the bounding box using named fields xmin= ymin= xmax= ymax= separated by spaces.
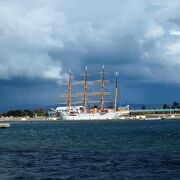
xmin=0 ymin=109 xmax=48 ymax=118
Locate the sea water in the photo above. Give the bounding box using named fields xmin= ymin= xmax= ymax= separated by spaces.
xmin=0 ymin=120 xmax=180 ymax=179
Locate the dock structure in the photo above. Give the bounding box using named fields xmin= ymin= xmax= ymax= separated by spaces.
xmin=130 ymin=108 xmax=180 ymax=114
xmin=0 ymin=123 xmax=10 ymax=128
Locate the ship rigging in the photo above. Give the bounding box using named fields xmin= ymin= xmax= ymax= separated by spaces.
xmin=54 ymin=66 xmax=129 ymax=120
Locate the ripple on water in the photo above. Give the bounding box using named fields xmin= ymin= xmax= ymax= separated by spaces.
xmin=0 ymin=120 xmax=180 ymax=179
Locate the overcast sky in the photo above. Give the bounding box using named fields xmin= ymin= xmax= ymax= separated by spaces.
xmin=0 ymin=0 xmax=180 ymax=112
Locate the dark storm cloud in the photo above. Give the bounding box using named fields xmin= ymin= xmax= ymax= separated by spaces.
xmin=0 ymin=0 xmax=180 ymax=112
xmin=0 ymin=0 xmax=179 ymax=85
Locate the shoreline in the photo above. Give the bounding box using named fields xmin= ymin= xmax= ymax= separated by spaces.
xmin=0 ymin=117 xmax=57 ymax=122
xmin=1 ymin=114 xmax=180 ymax=122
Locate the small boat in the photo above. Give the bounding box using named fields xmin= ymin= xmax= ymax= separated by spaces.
xmin=145 ymin=117 xmax=162 ymax=120
xmin=0 ymin=123 xmax=10 ymax=128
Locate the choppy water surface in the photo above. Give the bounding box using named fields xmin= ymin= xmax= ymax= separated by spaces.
xmin=0 ymin=120 xmax=180 ymax=179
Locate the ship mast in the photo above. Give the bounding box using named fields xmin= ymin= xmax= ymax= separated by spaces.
xmin=114 ymin=72 xmax=119 ymax=112
xmin=67 ymin=70 xmax=72 ymax=109
xmin=83 ymin=66 xmax=88 ymax=112
xmin=100 ymin=65 xmax=105 ymax=109
xmin=60 ymin=66 xmax=111 ymax=109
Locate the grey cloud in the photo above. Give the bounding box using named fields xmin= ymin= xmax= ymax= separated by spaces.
xmin=0 ymin=0 xmax=180 ymax=85
xmin=0 ymin=3 xmax=67 ymax=82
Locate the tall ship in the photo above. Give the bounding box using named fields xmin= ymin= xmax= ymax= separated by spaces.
xmin=54 ymin=66 xmax=129 ymax=120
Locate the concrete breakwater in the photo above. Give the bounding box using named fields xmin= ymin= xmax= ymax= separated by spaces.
xmin=0 ymin=123 xmax=10 ymax=128
xmin=0 ymin=116 xmax=57 ymax=122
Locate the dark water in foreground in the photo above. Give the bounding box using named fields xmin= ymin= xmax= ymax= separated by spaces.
xmin=0 ymin=120 xmax=180 ymax=179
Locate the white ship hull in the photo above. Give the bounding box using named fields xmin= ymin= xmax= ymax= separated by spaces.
xmin=58 ymin=112 xmax=128 ymax=121
xmin=54 ymin=105 xmax=129 ymax=121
